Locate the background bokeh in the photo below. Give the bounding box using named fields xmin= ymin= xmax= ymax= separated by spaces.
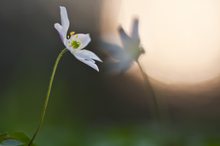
xmin=0 ymin=0 xmax=220 ymax=146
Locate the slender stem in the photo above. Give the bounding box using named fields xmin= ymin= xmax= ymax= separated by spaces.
xmin=136 ymin=60 xmax=160 ymax=122
xmin=28 ymin=48 xmax=68 ymax=146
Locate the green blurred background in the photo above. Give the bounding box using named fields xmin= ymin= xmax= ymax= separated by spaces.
xmin=0 ymin=0 xmax=220 ymax=145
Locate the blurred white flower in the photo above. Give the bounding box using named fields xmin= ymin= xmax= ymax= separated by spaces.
xmin=54 ymin=6 xmax=102 ymax=71
xmin=102 ymin=18 xmax=145 ymax=73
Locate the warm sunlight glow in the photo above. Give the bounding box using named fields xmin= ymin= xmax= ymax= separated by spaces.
xmin=101 ymin=0 xmax=220 ymax=84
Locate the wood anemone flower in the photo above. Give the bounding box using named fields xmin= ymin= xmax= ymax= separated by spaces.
xmin=54 ymin=6 xmax=102 ymax=71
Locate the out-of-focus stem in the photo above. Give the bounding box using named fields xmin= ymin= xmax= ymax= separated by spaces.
xmin=136 ymin=60 xmax=160 ymax=122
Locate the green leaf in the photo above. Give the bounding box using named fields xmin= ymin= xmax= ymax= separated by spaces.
xmin=0 ymin=139 xmax=23 ymax=146
xmin=0 ymin=132 xmax=36 ymax=146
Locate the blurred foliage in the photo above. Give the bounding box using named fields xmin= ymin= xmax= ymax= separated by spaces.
xmin=0 ymin=65 xmax=219 ymax=146
xmin=23 ymin=124 xmax=220 ymax=146
xmin=0 ymin=132 xmax=35 ymax=146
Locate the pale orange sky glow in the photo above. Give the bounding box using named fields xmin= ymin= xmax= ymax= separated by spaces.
xmin=101 ymin=0 xmax=220 ymax=84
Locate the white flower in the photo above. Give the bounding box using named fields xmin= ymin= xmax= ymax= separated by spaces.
xmin=102 ymin=18 xmax=145 ymax=73
xmin=54 ymin=6 xmax=102 ymax=71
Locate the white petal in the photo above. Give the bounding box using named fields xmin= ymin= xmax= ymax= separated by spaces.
xmin=73 ymin=51 xmax=100 ymax=71
xmin=76 ymin=34 xmax=91 ymax=49
xmin=60 ymin=6 xmax=70 ymax=35
xmin=54 ymin=23 xmax=65 ymax=41
xmin=131 ymin=18 xmax=140 ymax=41
xmin=63 ymin=38 xmax=72 ymax=52
xmin=77 ymin=50 xmax=102 ymax=62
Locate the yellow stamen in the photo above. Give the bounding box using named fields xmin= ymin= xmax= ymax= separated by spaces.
xmin=70 ymin=31 xmax=75 ymax=36
xmin=67 ymin=32 xmax=76 ymax=39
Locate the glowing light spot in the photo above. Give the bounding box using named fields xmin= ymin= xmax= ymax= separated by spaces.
xmin=101 ymin=0 xmax=220 ymax=84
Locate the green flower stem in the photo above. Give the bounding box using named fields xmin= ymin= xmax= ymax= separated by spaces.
xmin=28 ymin=48 xmax=68 ymax=146
xmin=136 ymin=60 xmax=161 ymax=123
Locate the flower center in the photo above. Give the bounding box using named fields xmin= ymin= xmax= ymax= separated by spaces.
xmin=71 ymin=40 xmax=81 ymax=49
xmin=67 ymin=32 xmax=81 ymax=49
